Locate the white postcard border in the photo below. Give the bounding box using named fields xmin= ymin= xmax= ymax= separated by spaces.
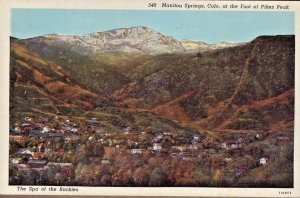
xmin=0 ymin=0 xmax=299 ymax=197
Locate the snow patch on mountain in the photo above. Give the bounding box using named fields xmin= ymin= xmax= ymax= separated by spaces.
xmin=24 ymin=26 xmax=244 ymax=55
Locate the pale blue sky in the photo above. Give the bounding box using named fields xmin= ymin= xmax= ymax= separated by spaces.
xmin=11 ymin=9 xmax=294 ymax=44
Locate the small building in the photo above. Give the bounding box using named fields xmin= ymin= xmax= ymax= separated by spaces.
xmin=11 ymin=127 xmax=22 ymax=134
xmin=124 ymin=127 xmax=131 ymax=133
xmin=152 ymin=135 xmax=163 ymax=143
xmin=221 ymin=142 xmax=228 ymax=149
xmin=230 ymin=142 xmax=239 ymax=149
xmin=179 ymin=152 xmax=191 ymax=157
xmin=24 ymin=117 xmax=33 ymax=122
xmin=12 ymin=154 xmax=32 ymax=164
xmin=70 ymin=127 xmax=78 ymax=133
xmin=171 ymin=145 xmax=187 ymax=152
xmin=223 ymin=141 xmax=243 ymax=149
xmin=101 ymin=159 xmax=110 ymax=164
xmin=10 ymin=156 xmax=26 ymax=164
xmin=88 ymin=136 xmax=95 ymax=141
xmin=24 ymin=159 xmax=48 ymax=169
xmin=193 ymin=134 xmax=201 ymax=141
xmin=277 ymin=136 xmax=290 ymax=144
xmin=259 ymin=157 xmax=268 ymax=166
xmin=169 ymin=153 xmax=179 ymax=158
xmin=9 ymin=135 xmax=25 ymax=143
xmin=17 ymin=148 xmax=33 ymax=156
xmin=153 ymin=143 xmax=162 ymax=151
xmin=255 ymin=134 xmax=260 ymax=140
xmin=42 ymin=126 xmax=51 ymax=133
xmin=129 ymin=149 xmax=146 ymax=154
xmin=189 ymin=144 xmax=198 ymax=150
xmin=48 ymin=133 xmax=64 ymax=138
xmin=224 ymin=157 xmax=232 ymax=162
xmin=90 ymin=117 xmax=98 ymax=121
xmin=46 ymin=162 xmax=72 ymax=168
xmin=21 ymin=123 xmax=31 ymax=128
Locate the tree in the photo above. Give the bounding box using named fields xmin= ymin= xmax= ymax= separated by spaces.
xmin=80 ymin=165 xmax=95 ymax=185
xmin=212 ymin=168 xmax=224 ymax=186
xmin=100 ymin=174 xmax=112 ymax=186
xmin=104 ymin=147 xmax=118 ymax=160
xmin=40 ymin=168 xmax=55 ymax=185
xmin=111 ymin=169 xmax=134 ymax=186
xmin=193 ymin=166 xmax=212 ymax=186
xmin=9 ymin=140 xmax=20 ymax=154
xmin=133 ymin=166 xmax=150 ymax=186
xmin=149 ymin=167 xmax=169 ymax=186
xmin=9 ymin=165 xmax=25 ymax=185
xmin=24 ymin=169 xmax=40 ymax=185
xmin=93 ymin=143 xmax=104 ymax=158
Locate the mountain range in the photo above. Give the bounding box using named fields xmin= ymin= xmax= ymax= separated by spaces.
xmin=10 ymin=26 xmax=294 ymax=135
xmin=20 ymin=26 xmax=242 ymax=56
xmin=9 ymin=26 xmax=295 ymax=187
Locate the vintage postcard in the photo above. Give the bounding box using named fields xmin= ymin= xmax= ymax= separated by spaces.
xmin=0 ymin=0 xmax=299 ymax=197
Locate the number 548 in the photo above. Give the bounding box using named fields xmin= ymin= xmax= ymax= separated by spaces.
xmin=148 ymin=3 xmax=157 ymax=7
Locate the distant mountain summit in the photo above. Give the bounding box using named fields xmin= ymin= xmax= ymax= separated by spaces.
xmin=21 ymin=26 xmax=242 ymax=56
xmin=23 ymin=26 xmax=185 ymax=55
xmin=83 ymin=26 xmax=185 ymax=54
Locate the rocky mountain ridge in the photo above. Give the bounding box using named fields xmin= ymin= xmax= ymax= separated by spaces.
xmin=11 ymin=29 xmax=295 ymax=134
xmin=20 ymin=26 xmax=243 ymax=56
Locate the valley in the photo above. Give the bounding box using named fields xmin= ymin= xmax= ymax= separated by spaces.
xmin=9 ymin=27 xmax=294 ymax=187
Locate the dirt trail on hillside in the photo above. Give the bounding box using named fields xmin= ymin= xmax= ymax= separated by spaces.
xmin=217 ymin=89 xmax=294 ymax=130
xmin=208 ymin=42 xmax=259 ymax=128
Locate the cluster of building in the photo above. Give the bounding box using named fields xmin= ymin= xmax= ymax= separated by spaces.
xmin=9 ymin=116 xmax=291 ymax=179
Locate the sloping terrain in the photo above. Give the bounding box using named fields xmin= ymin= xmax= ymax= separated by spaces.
xmin=10 ymin=38 xmax=194 ymax=137
xmin=114 ymin=36 xmax=295 ymax=132
xmin=18 ymin=26 xmax=243 ymax=94
xmin=12 ymin=31 xmax=295 ymax=133
xmin=9 ymin=29 xmax=295 ymax=188
xmin=10 ymin=39 xmax=104 ymax=120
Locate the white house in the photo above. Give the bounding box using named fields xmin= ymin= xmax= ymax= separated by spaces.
xmin=259 ymin=157 xmax=268 ymax=166
xmin=21 ymin=123 xmax=31 ymax=127
xmin=14 ymin=127 xmax=22 ymax=134
xmin=18 ymin=148 xmax=33 ymax=155
xmin=153 ymin=143 xmax=162 ymax=151
xmin=221 ymin=139 xmax=244 ymax=150
xmin=24 ymin=117 xmax=33 ymax=122
xmin=224 ymin=157 xmax=232 ymax=162
xmin=130 ymin=149 xmax=146 ymax=154
xmin=42 ymin=126 xmax=51 ymax=133
xmin=88 ymin=136 xmax=95 ymax=141
xmin=256 ymin=134 xmax=260 ymax=139
xmin=193 ymin=134 xmax=201 ymax=141
xmin=11 ymin=157 xmax=23 ymax=164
